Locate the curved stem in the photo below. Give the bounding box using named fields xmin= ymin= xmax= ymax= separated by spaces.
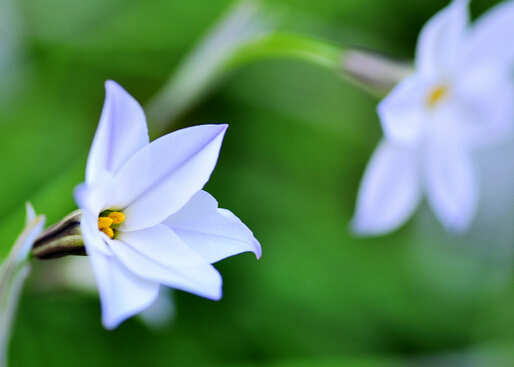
xmin=224 ymin=33 xmax=343 ymax=71
xmin=146 ymin=29 xmax=411 ymax=134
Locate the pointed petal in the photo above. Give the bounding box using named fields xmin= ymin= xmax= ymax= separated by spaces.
xmin=25 ymin=202 xmax=36 ymax=224
xmin=112 ymin=224 xmax=222 ymax=300
xmin=415 ymin=0 xmax=469 ymax=75
xmin=351 ymin=140 xmax=422 ymax=236
xmin=423 ymin=140 xmax=478 ymax=232
xmin=87 ymin=246 xmax=159 ymax=330
xmin=377 ymin=74 xmax=430 ymax=145
xmin=86 ymin=80 xmax=149 ymax=184
xmin=163 ymin=190 xmax=261 ymax=263
xmin=114 ymin=124 xmax=228 ymax=231
xmin=463 ymin=0 xmax=514 ymax=67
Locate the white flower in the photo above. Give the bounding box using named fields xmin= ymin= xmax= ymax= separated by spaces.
xmin=351 ymin=0 xmax=514 ymax=235
xmin=74 ymin=80 xmax=261 ymax=329
xmin=0 ymin=203 xmax=45 ymax=365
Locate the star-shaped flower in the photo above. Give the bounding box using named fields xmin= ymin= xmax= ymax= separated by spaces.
xmin=74 ymin=80 xmax=261 ymax=329
xmin=351 ymin=0 xmax=514 ymax=235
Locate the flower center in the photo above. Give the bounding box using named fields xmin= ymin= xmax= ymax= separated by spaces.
xmin=426 ymin=84 xmax=449 ymax=107
xmin=98 ymin=211 xmax=125 ymax=239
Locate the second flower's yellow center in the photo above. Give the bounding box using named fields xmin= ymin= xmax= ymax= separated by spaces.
xmin=426 ymin=85 xmax=449 ymax=107
xmin=98 ymin=211 xmax=125 ymax=239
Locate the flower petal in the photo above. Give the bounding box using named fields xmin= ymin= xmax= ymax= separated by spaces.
xmin=114 ymin=124 xmax=228 ymax=231
xmin=87 ymin=246 xmax=159 ymax=330
xmin=74 ymin=171 xmax=117 ymax=215
xmin=451 ymin=66 xmax=514 ymax=148
xmin=423 ymin=140 xmax=478 ymax=232
xmin=137 ymin=286 xmax=175 ymax=330
xmin=85 ymin=80 xmax=149 ymax=184
xmin=79 ymin=206 xmax=113 ymax=257
xmin=163 ymin=190 xmax=261 ymax=263
xmin=112 ymin=224 xmax=222 ymax=300
xmin=75 ymin=172 xmax=119 ymax=257
xmin=463 ymin=0 xmax=514 ymax=67
xmin=351 ymin=140 xmax=422 ymax=236
xmin=377 ymin=74 xmax=430 ymax=145
xmin=415 ymin=0 xmax=469 ymax=75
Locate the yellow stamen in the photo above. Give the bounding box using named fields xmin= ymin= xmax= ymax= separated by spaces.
xmin=98 ymin=217 xmax=113 ymax=229
xmin=426 ymin=85 xmax=448 ymax=107
xmin=98 ymin=211 xmax=125 ymax=239
xmin=108 ymin=211 xmax=125 ymax=224
xmin=100 ymin=227 xmax=114 ymax=239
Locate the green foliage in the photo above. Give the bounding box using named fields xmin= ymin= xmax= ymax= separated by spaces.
xmin=2 ymin=0 xmax=514 ymax=365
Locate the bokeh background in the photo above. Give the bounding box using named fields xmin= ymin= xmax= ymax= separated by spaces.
xmin=2 ymin=0 xmax=514 ymax=365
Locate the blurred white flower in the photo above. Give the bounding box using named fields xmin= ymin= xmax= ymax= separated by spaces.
xmin=351 ymin=0 xmax=514 ymax=235
xmin=0 ymin=203 xmax=45 ymax=366
xmin=75 ymin=80 xmax=261 ymax=329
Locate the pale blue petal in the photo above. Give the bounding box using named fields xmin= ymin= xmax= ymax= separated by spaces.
xmin=451 ymin=66 xmax=514 ymax=148
xmin=79 ymin=207 xmax=113 ymax=257
xmin=75 ymin=171 xmax=119 ymax=257
xmin=377 ymin=74 xmax=430 ymax=145
xmin=87 ymin=245 xmax=159 ymax=330
xmin=85 ymin=80 xmax=149 ymax=184
xmin=463 ymin=0 xmax=514 ymax=67
xmin=423 ymin=140 xmax=478 ymax=232
xmin=113 ymin=224 xmax=222 ymax=300
xmin=351 ymin=140 xmax=422 ymax=236
xmin=24 ymin=202 xmax=37 ymax=224
xmin=137 ymin=286 xmax=175 ymax=330
xmin=163 ymin=190 xmax=261 ymax=263
xmin=74 ymin=171 xmax=117 ymax=215
xmin=415 ymin=0 xmax=469 ymax=75
xmin=114 ymin=124 xmax=228 ymax=231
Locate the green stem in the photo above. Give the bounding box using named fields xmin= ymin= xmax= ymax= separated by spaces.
xmin=224 ymin=33 xmax=343 ymax=72
xmin=224 ymin=33 xmax=412 ymax=99
xmin=146 ymin=29 xmax=411 ymax=134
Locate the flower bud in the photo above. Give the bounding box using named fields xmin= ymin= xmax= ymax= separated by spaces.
xmin=32 ymin=210 xmax=85 ymax=259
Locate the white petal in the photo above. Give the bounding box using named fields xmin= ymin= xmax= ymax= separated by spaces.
xmin=0 ymin=212 xmax=44 ymax=350
xmin=463 ymin=0 xmax=514 ymax=67
xmin=351 ymin=140 xmax=422 ymax=235
xmin=451 ymin=66 xmax=514 ymax=148
xmin=114 ymin=124 xmax=228 ymax=231
xmin=86 ymin=80 xmax=149 ymax=184
xmin=87 ymin=246 xmax=159 ymax=330
xmin=75 ymin=172 xmax=119 ymax=257
xmin=163 ymin=190 xmax=261 ymax=263
xmin=79 ymin=207 xmax=113 ymax=257
xmin=423 ymin=140 xmax=478 ymax=232
xmin=74 ymin=171 xmax=117 ymax=215
xmin=415 ymin=0 xmax=469 ymax=75
xmin=25 ymin=202 xmax=36 ymax=224
xmin=112 ymin=224 xmax=222 ymax=300
xmin=137 ymin=286 xmax=175 ymax=330
xmin=377 ymin=74 xmax=430 ymax=145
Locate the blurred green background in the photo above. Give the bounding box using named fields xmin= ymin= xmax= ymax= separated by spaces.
xmin=2 ymin=0 xmax=514 ymax=365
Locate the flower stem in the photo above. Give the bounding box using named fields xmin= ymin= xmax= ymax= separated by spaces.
xmin=145 ymin=0 xmax=413 ymax=135
xmin=224 ymin=33 xmax=413 ymax=99
xmin=147 ymin=30 xmax=412 ymax=136
xmin=223 ymin=32 xmax=343 ymax=71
